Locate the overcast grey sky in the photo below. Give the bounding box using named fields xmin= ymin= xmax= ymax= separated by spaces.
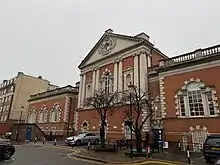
xmin=0 ymin=0 xmax=219 ymax=86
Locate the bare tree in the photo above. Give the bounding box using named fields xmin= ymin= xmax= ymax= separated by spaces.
xmin=83 ymin=89 xmax=119 ymax=148
xmin=121 ymin=84 xmax=153 ymax=152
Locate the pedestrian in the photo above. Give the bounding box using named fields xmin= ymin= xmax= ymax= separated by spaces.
xmin=50 ymin=131 xmax=52 ymax=141
xmin=34 ymin=135 xmax=37 ymax=143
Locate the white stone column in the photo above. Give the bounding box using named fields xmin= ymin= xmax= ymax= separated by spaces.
xmin=81 ymin=74 xmax=86 ymax=105
xmin=118 ymin=60 xmax=123 ymax=92
xmin=139 ymin=52 xmax=148 ymax=91
xmin=95 ymin=69 xmax=100 ymax=90
xmin=133 ymin=54 xmax=139 ymax=87
xmin=140 ymin=52 xmax=149 ymax=133
xmin=148 ymin=55 xmax=151 ymax=67
xmin=77 ymin=74 xmax=83 ymax=108
xmin=92 ymin=69 xmax=96 ymax=94
xmin=113 ymin=62 xmax=118 ymax=92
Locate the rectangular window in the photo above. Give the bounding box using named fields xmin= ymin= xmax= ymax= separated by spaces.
xmin=179 ymin=95 xmax=186 ymax=116
xmin=10 ymin=86 xmax=14 ymax=92
xmin=154 ymin=106 xmax=161 ymax=119
xmin=206 ymin=91 xmax=215 ymax=116
xmin=188 ymin=91 xmax=204 ymax=116
xmin=6 ymin=105 xmax=9 ymax=111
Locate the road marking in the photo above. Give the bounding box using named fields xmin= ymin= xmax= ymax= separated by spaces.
xmin=119 ymin=161 xmax=181 ymax=165
xmin=67 ymin=152 xmax=103 ymax=165
xmin=191 ymin=156 xmax=204 ymax=163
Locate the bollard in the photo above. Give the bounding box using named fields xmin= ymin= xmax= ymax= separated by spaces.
xmin=87 ymin=140 xmax=90 ymax=151
xmin=146 ymin=145 xmax=148 ymax=159
xmin=178 ymin=140 xmax=181 ymax=151
xmin=54 ymin=139 xmax=57 ymax=146
xmin=186 ymin=145 xmax=191 ymax=164
xmin=34 ymin=137 xmax=37 ymax=143
xmin=146 ymin=145 xmax=151 ymax=159
xmin=43 ymin=137 xmax=45 ymax=144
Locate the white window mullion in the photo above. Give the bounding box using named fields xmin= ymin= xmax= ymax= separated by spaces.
xmin=201 ymin=92 xmax=209 ymax=117
xmin=183 ymin=95 xmax=190 ymax=117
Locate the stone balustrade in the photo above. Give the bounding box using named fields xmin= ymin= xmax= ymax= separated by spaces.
xmin=159 ymin=44 xmax=220 ymax=67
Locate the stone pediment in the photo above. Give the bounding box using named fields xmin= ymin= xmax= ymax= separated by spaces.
xmin=79 ymin=29 xmax=146 ymax=69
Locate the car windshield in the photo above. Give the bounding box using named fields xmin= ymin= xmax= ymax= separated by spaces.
xmin=206 ymin=137 xmax=220 ymax=145
xmin=77 ymin=133 xmax=86 ymax=137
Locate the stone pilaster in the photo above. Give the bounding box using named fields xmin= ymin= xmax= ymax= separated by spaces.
xmin=77 ymin=74 xmax=83 ymax=108
xmin=133 ymin=54 xmax=139 ymax=87
xmin=113 ymin=61 xmax=118 ymax=92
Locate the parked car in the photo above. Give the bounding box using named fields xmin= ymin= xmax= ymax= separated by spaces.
xmin=65 ymin=132 xmax=100 ymax=146
xmin=0 ymin=141 xmax=15 ymax=160
xmin=216 ymin=158 xmax=220 ymax=165
xmin=203 ymin=134 xmax=220 ymax=163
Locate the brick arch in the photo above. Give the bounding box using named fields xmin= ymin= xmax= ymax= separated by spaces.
xmin=181 ymin=78 xmax=205 ymax=90
xmin=189 ymin=125 xmax=209 ymax=133
xmin=101 ymin=68 xmax=112 ymax=77
xmin=81 ymin=120 xmax=89 ymax=131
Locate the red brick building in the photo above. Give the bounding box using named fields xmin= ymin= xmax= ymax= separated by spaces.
xmin=157 ymin=45 xmax=220 ymax=150
xmin=76 ymin=29 xmax=220 ymax=149
xmin=76 ymin=29 xmax=167 ymax=140
xmin=27 ymin=85 xmax=78 ymax=139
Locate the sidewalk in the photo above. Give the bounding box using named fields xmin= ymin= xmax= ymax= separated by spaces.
xmin=150 ymin=151 xmax=203 ymax=164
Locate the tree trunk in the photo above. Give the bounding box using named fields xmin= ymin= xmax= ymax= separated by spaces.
xmin=135 ymin=131 xmax=142 ymax=152
xmin=100 ymin=121 xmax=106 ymax=148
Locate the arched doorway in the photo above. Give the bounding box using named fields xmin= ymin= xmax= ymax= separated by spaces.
xmin=189 ymin=125 xmax=208 ymax=152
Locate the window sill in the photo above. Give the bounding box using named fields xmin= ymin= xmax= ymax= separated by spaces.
xmin=178 ymin=115 xmax=218 ymax=119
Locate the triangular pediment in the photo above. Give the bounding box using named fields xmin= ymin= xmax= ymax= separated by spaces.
xmin=79 ymin=31 xmax=145 ymax=68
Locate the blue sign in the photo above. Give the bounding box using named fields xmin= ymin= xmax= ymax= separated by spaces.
xmin=158 ymin=141 xmax=166 ymax=147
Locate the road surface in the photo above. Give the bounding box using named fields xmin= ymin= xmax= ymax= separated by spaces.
xmin=0 ymin=144 xmax=97 ymax=165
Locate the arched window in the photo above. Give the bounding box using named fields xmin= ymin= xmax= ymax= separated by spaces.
xmin=104 ymin=72 xmax=111 ymax=93
xmin=86 ymin=84 xmax=91 ymax=97
xmin=123 ymin=66 xmax=133 ymax=90
xmin=39 ymin=105 xmax=47 ymax=123
xmin=177 ymin=81 xmax=216 ymax=117
xmin=50 ymin=103 xmax=61 ymax=122
xmin=29 ymin=107 xmax=37 ymax=123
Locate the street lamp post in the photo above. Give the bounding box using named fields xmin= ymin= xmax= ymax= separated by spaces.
xmin=129 ymin=92 xmax=133 ymax=158
xmin=16 ymin=106 xmax=24 ymax=142
xmin=128 ymin=82 xmax=134 ymax=158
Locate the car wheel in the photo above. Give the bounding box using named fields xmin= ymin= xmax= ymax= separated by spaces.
xmin=204 ymin=156 xmax=211 ymax=163
xmin=94 ymin=139 xmax=99 ymax=144
xmin=75 ymin=140 xmax=81 ymax=146
xmin=3 ymin=148 xmax=13 ymax=160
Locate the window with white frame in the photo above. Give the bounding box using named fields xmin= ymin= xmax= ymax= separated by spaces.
xmin=29 ymin=107 xmax=37 ymax=123
xmin=123 ymin=66 xmax=133 ymax=90
xmin=104 ymin=72 xmax=110 ymax=93
xmin=177 ymin=81 xmax=217 ymax=117
xmin=50 ymin=103 xmax=61 ymax=122
xmin=86 ymin=84 xmax=92 ymax=97
xmin=39 ymin=105 xmax=47 ymax=123
xmin=101 ymin=72 xmax=113 ymax=93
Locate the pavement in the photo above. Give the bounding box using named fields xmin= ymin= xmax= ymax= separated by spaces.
xmin=2 ymin=141 xmax=212 ymax=165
